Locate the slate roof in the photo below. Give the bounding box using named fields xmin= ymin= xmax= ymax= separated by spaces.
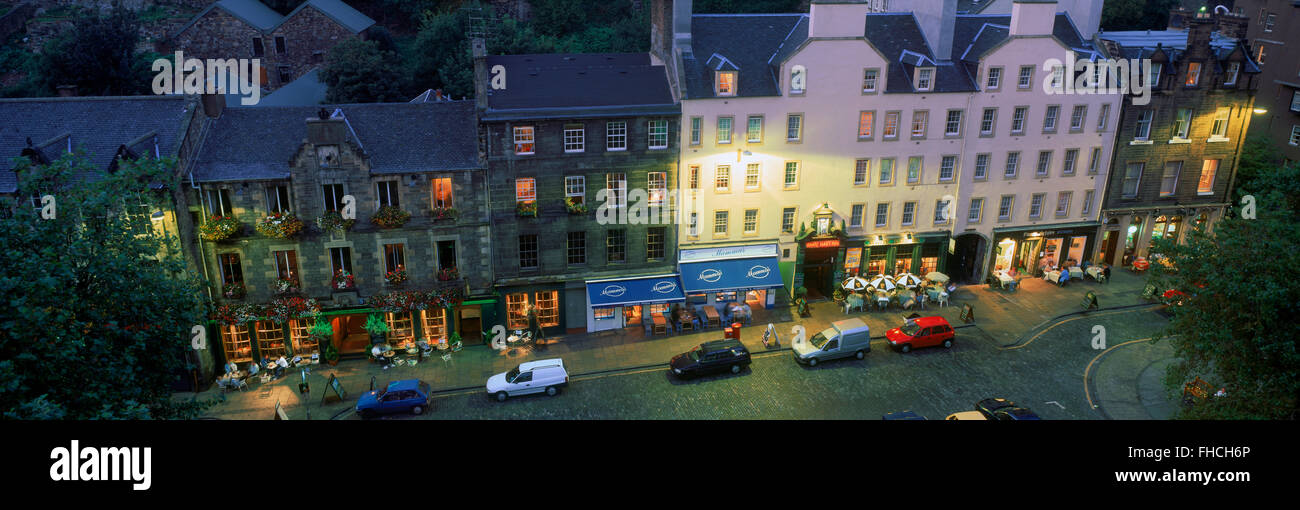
xmin=174 ymin=0 xmax=374 ymax=38
xmin=482 ymin=53 xmax=678 ymax=121
xmin=681 ymin=14 xmax=808 ymax=99
xmin=190 ymin=101 xmax=478 ymax=183
xmin=957 ymin=0 xmax=1000 ymax=14
xmin=0 ymin=96 xmax=193 ymax=194
xmin=1099 ymin=29 xmax=1261 ymax=73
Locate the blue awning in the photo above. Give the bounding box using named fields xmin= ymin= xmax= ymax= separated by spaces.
xmin=680 ymin=256 xmax=784 ymax=293
xmin=586 ymin=275 xmax=685 ymax=308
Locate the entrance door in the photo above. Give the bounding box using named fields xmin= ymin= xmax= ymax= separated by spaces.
xmin=1043 ymin=238 xmax=1064 ymax=267
xmin=951 ymin=234 xmax=986 ymax=283
xmin=802 ymin=247 xmax=837 ymax=299
xmin=623 ymin=305 xmax=643 ymax=327
xmin=458 ymin=309 xmax=483 ymax=344
xmin=1101 ymin=230 xmax=1118 ymax=265
xmin=1066 ymin=236 xmax=1086 ymax=265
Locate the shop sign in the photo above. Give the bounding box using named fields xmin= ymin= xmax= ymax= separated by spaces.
xmin=844 ymin=247 xmax=862 ymax=270
xmin=680 ymin=244 xmax=777 ymax=262
xmin=599 ymin=284 xmax=628 ymax=298
xmin=806 ymin=239 xmax=840 ymax=249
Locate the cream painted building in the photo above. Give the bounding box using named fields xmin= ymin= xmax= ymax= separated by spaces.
xmin=650 ymin=0 xmax=1119 ymax=301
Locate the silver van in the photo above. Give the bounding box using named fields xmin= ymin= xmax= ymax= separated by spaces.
xmin=793 ymin=318 xmax=871 ymax=366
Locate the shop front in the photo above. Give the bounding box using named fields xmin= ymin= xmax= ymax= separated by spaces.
xmin=678 ymin=244 xmax=784 ymax=313
xmin=989 ymin=222 xmax=1099 ymax=276
xmin=499 ymin=284 xmax=566 ymax=337
xmin=584 ymin=274 xmax=686 ymax=332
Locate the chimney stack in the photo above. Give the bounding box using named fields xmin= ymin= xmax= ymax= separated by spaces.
xmin=1009 ymin=0 xmax=1058 ymax=38
xmin=912 ymin=0 xmax=957 ymax=61
xmin=306 ymin=115 xmax=347 ymax=146
xmin=1186 ymin=15 xmax=1214 ymax=54
xmin=1214 ymin=11 xmax=1248 ymax=41
xmin=472 ymin=37 xmax=487 ymax=111
xmin=200 ymin=92 xmax=225 ymax=119
xmin=809 ymin=0 xmax=872 ymax=39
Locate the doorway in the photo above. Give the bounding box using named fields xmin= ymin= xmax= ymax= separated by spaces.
xmin=951 ymin=234 xmax=986 ymax=283
xmin=802 ymin=246 xmax=837 ymax=299
xmin=458 ymin=307 xmax=483 ymax=344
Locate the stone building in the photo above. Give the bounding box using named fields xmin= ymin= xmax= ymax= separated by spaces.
xmin=472 ymin=42 xmax=682 ymax=334
xmin=1095 ymin=11 xmax=1260 ymax=268
xmin=187 ymin=100 xmax=490 ymax=367
xmin=168 ymin=0 xmax=375 ymax=90
xmin=1232 ymin=0 xmax=1300 ymax=164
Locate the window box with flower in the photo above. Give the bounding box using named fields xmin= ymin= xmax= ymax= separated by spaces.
xmin=222 ymin=282 xmax=246 ymax=299
xmin=331 ymin=270 xmax=355 ymax=291
xmin=564 ymin=197 xmax=587 ymax=215
xmin=256 ymin=211 xmax=304 ymax=239
xmin=371 ymin=205 xmax=411 ymax=229
xmin=436 ymin=267 xmax=459 ymax=281
xmin=385 ymin=269 xmax=408 ymax=286
xmin=316 ymin=211 xmax=355 ymax=235
xmin=199 ymin=215 xmax=242 ymax=242
xmin=516 ymin=201 xmax=538 ymax=218
xmin=274 ymin=277 xmax=301 ymax=295
xmin=429 ymin=207 xmax=458 ymax=221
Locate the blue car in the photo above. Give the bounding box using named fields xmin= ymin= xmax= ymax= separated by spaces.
xmin=356 ymin=379 xmax=432 ymax=419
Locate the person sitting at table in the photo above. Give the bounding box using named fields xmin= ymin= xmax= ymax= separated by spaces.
xmin=1058 ymin=269 xmax=1070 ymax=287
xmin=225 ymin=360 xmax=238 ymax=375
xmin=372 ymin=344 xmax=391 ymax=369
xmin=273 ymin=356 xmax=288 ymax=378
xmin=246 ymin=362 xmax=259 ymax=378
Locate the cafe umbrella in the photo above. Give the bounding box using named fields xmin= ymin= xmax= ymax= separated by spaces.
xmin=868 ymin=274 xmax=897 ymax=292
xmin=895 ymin=272 xmax=923 ymax=289
xmin=925 ymin=271 xmax=950 ymax=283
xmin=841 ymin=276 xmax=872 ymax=292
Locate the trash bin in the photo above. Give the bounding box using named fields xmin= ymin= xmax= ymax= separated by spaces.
xmin=725 ymin=323 xmax=742 ymax=340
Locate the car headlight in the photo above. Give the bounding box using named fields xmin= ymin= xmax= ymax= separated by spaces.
xmin=673 ymin=368 xmax=682 ymax=374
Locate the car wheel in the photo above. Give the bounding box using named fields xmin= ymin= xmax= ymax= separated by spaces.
xmin=360 ymin=410 xmax=376 ymax=420
xmin=495 ymin=391 xmax=508 ymax=402
xmin=411 ymin=405 xmax=424 ymax=415
xmin=730 ymin=364 xmax=741 ymax=374
xmin=943 ymin=339 xmax=953 ymax=349
xmin=900 ymin=344 xmax=912 ymax=353
xmin=855 ymin=350 xmax=866 ymax=360
xmin=807 ymin=358 xmax=818 ymax=367
xmin=545 ymin=386 xmax=558 ymax=396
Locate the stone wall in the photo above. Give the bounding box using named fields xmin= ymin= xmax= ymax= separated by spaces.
xmin=268 ymin=4 xmax=357 ymax=87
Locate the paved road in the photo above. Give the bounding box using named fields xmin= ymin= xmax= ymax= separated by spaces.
xmin=349 ymin=307 xmax=1172 ymax=420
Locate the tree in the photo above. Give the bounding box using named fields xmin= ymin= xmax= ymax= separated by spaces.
xmin=0 ymin=152 xmax=210 ymax=419
xmin=1101 ymin=0 xmax=1180 ymax=31
xmin=1231 ymin=135 xmax=1285 ymax=201
xmin=36 ymin=4 xmax=154 ymax=96
xmin=320 ymin=38 xmax=408 ymax=103
xmin=1150 ymin=160 xmax=1300 ymax=419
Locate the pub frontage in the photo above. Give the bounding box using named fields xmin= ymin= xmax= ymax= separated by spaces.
xmin=988 ymin=222 xmax=1100 ymax=276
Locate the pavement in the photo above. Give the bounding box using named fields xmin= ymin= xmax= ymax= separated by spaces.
xmin=178 ymin=269 xmax=1180 ymax=420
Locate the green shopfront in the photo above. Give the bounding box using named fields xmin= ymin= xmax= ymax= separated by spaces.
xmin=794 ymin=231 xmax=950 ymax=299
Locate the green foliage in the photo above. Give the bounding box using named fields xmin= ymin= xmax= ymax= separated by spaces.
xmin=1232 ymin=135 xmax=1286 ymax=201
xmin=320 ymin=38 xmax=409 ymax=103
xmin=1152 ymin=161 xmax=1300 ymax=419
xmin=0 ymin=153 xmax=208 ymax=419
xmin=1101 ymin=0 xmax=1180 ymax=31
xmin=36 ymin=4 xmax=154 ymax=96
xmin=362 ymin=314 xmax=390 ymax=335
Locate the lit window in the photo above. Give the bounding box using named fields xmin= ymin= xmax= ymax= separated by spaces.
xmin=431 ymin=177 xmax=453 ymax=209
xmin=715 ymin=165 xmax=730 ymax=191
xmin=911 ymin=111 xmax=928 ymax=138
xmin=1198 ymin=160 xmax=1219 ymax=195
xmin=513 ymin=126 xmax=535 ymax=155
xmin=883 ymin=112 xmax=899 ymax=139
xmin=515 ymin=178 xmax=535 ymax=203
xmin=648 ymin=172 xmax=667 ymax=205
xmin=858 ymin=111 xmax=875 ymax=139
xmin=1185 ymin=62 xmax=1201 ymax=86
xmin=716 ymin=71 xmax=736 ymax=96
xmin=565 ymin=176 xmax=585 ymax=204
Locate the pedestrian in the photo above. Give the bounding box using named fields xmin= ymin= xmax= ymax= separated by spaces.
xmin=1102 ymin=264 xmax=1111 ymax=284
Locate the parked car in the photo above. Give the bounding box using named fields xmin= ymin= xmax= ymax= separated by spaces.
xmin=975 ymin=398 xmax=1017 ymax=419
xmin=670 ymin=339 xmax=751 ymax=378
xmin=793 ymin=318 xmax=871 ymax=366
xmin=992 ymin=407 xmax=1041 ymax=420
xmin=886 ymin=316 xmax=955 ymax=353
xmin=944 ymin=411 xmax=988 ymax=420
xmin=486 ymin=358 xmax=569 ymax=402
xmin=356 ymin=379 xmax=431 ymax=419
xmin=882 ymin=410 xmax=928 ymax=420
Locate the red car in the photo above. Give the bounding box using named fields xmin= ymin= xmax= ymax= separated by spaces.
xmin=886 ymin=316 xmax=955 ymax=353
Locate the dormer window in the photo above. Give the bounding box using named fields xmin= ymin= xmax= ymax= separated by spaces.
xmin=1149 ymin=63 xmax=1163 ymax=88
xmin=1224 ymin=62 xmax=1239 ymax=86
xmin=1185 ymin=62 xmax=1202 ymax=87
xmin=717 ymin=71 xmax=737 ymax=96
xmin=914 ymin=67 xmax=934 ymax=91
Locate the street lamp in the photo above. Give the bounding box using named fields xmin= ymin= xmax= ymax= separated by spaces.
xmin=1253 ymin=108 xmax=1268 ymax=114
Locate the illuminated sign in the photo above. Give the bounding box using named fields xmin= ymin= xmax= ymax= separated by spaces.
xmin=806 ymin=239 xmax=840 ymax=249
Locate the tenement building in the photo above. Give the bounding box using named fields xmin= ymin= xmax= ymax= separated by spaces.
xmin=1233 ymin=0 xmax=1300 ymax=164
xmin=188 ymin=99 xmax=492 ymax=366
xmin=473 ymin=40 xmax=682 ymax=333
xmin=1095 ymin=10 xmax=1259 ymax=268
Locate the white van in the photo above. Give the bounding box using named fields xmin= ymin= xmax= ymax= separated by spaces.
xmin=792 ymin=318 xmax=871 ymax=366
xmin=486 ymin=358 xmax=569 ymax=402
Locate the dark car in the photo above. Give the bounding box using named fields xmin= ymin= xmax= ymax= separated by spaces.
xmin=356 ymin=379 xmax=431 ymax=419
xmin=882 ymin=410 xmax=928 ymax=420
xmin=975 ymin=398 xmax=1040 ymax=420
xmin=670 ymin=339 xmax=751 ymax=378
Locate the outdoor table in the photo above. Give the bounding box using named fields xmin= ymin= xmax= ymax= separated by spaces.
xmin=875 ymin=293 xmax=891 ymax=310
xmin=702 ymin=307 xmax=720 ymax=328
xmin=926 ymin=288 xmax=943 ymax=301
xmin=996 ymin=272 xmax=1015 ymax=289
xmin=382 ymin=350 xmax=395 ymax=358
xmin=1043 ymin=270 xmax=1062 ymax=284
xmin=678 ymin=311 xmax=695 ymax=331
xmin=1086 ymin=266 xmax=1104 ymax=281
xmin=1068 ymin=267 xmax=1083 ymax=279
xmin=652 ymin=315 xmax=668 ymax=335
xmin=845 ymin=294 xmax=864 ymax=313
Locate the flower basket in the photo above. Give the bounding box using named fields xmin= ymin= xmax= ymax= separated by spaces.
xmin=199 ymin=215 xmax=241 ymax=242
xmin=331 ymin=270 xmax=355 ymax=291
xmin=385 ymin=269 xmax=408 ymax=286
xmin=316 ymin=211 xmax=355 ymax=235
xmin=564 ymin=197 xmax=587 ymax=215
xmin=371 ymin=205 xmax=411 ymax=229
xmin=274 ymin=277 xmax=301 ymax=295
xmin=436 ymin=267 xmax=459 ymax=281
xmin=255 ymin=211 xmax=304 ymax=239
xmin=516 ymin=201 xmax=538 ymax=218
xmin=222 ymin=282 xmax=246 ymax=299
xmin=429 ymin=207 xmax=458 ymax=221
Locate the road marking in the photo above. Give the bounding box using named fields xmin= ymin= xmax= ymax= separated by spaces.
xmin=1082 ymin=336 xmax=1163 ymax=417
xmin=1045 ymin=401 xmax=1065 ymax=410
xmin=1001 ymin=305 xmax=1159 ymax=351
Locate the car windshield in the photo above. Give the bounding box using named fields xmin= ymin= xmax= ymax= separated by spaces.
xmin=505 ymin=366 xmax=521 ymax=381
xmin=809 ymin=328 xmax=836 ymax=348
xmin=900 ymin=322 xmax=922 ymax=336
xmin=688 ymin=346 xmax=704 ymax=360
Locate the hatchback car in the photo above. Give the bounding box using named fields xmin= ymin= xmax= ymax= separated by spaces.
xmin=944 ymin=411 xmax=988 ymax=421
xmin=670 ymin=339 xmax=751 ymax=378
xmin=885 ymin=316 xmax=955 ymax=353
xmin=356 ymin=379 xmax=431 ymax=419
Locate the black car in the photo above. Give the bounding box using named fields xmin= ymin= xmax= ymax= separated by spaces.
xmin=975 ymin=398 xmax=1041 ymax=420
xmin=882 ymin=410 xmax=928 ymax=420
xmin=670 ymin=339 xmax=751 ymax=378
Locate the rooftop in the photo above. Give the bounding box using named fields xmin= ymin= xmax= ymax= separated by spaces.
xmin=482 ymin=53 xmax=677 ymax=120
xmin=175 ymin=0 xmax=374 ymax=37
